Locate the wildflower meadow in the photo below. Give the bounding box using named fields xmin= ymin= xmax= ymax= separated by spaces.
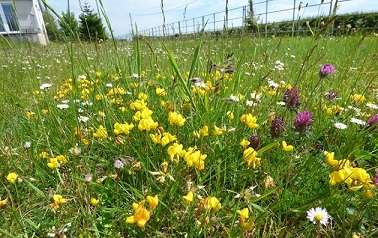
xmin=1 ymin=9 xmax=378 ymax=238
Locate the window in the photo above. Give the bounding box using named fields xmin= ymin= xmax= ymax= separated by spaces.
xmin=0 ymin=2 xmax=19 ymax=32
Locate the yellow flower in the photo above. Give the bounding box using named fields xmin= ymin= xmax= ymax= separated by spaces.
xmin=199 ymin=125 xmax=209 ymax=137
xmin=47 ymin=157 xmax=60 ymax=169
xmin=6 ymin=172 xmax=18 ymax=184
xmin=240 ymin=139 xmax=250 ymax=150
xmin=26 ymin=111 xmax=36 ymax=119
xmin=243 ymin=147 xmax=261 ymax=168
xmin=53 ymin=194 xmax=67 ymax=205
xmin=324 ymin=151 xmax=338 ymax=167
xmin=212 ymin=125 xmax=224 ymax=136
xmin=126 ymin=200 xmax=150 ymax=228
xmin=237 ymin=208 xmax=249 ymax=220
xmin=138 ymin=92 xmax=148 ymax=101
xmin=168 ymin=111 xmax=186 ymax=127
xmin=138 ymin=118 xmax=158 ymax=132
xmin=350 ymin=94 xmax=365 ymax=103
xmin=226 ymin=111 xmax=234 ymax=120
xmin=156 ymin=88 xmax=167 ymax=97
xmin=184 ymin=147 xmax=207 ymax=170
xmin=240 ymin=114 xmax=259 ymax=129
xmin=329 ymin=168 xmax=353 ymax=186
xmin=90 ymin=197 xmax=100 ymax=206
xmin=93 ymin=125 xmax=108 ymax=139
xmin=167 ymin=143 xmax=185 ymax=163
xmin=146 ymin=195 xmax=159 ymax=211
xmin=39 ymin=151 xmax=49 ymax=158
xmin=183 ymin=191 xmax=194 ymax=206
xmin=205 ymin=196 xmax=221 ymax=212
xmin=114 ymin=122 xmax=134 ymax=135
xmin=281 ymin=141 xmax=294 ymax=152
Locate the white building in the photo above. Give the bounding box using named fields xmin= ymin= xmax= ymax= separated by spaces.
xmin=0 ymin=0 xmax=48 ymax=45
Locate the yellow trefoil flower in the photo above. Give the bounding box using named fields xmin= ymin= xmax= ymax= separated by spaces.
xmin=156 ymin=88 xmax=167 ymax=97
xmin=167 ymin=143 xmax=186 ymax=163
xmin=93 ymin=125 xmax=108 ymax=139
xmin=183 ymin=191 xmax=194 ymax=206
xmin=350 ymin=94 xmax=365 ymax=103
xmin=281 ymin=141 xmax=294 ymax=151
xmin=146 ymin=195 xmax=159 ymax=211
xmin=237 ymin=208 xmax=249 ymax=220
xmin=90 ymin=197 xmax=100 ymax=206
xmin=168 ymin=111 xmax=186 ymax=127
xmin=205 ymin=196 xmax=221 ymax=212
xmin=240 ymin=114 xmax=259 ymax=129
xmin=240 ymin=139 xmax=250 ymax=150
xmin=6 ymin=172 xmax=18 ymax=184
xmin=114 ymin=122 xmax=134 ymax=135
xmin=138 ymin=118 xmax=158 ymax=132
xmin=243 ymin=147 xmax=261 ymax=169
xmin=199 ymin=125 xmax=209 ymax=137
xmin=226 ymin=111 xmax=234 ymax=120
xmin=53 ymin=194 xmax=67 ymax=205
xmin=126 ymin=200 xmax=150 ymax=228
xmin=184 ymin=147 xmax=207 ymax=170
xmin=47 ymin=157 xmax=60 ymax=169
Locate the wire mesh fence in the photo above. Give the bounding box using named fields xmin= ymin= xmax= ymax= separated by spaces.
xmin=119 ymin=0 xmax=377 ymax=40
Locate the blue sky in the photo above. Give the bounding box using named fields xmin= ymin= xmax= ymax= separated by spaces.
xmin=46 ymin=0 xmax=378 ymax=37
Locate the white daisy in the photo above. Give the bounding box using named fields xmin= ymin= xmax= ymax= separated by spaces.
xmin=334 ymin=122 xmax=347 ymax=130
xmin=57 ymin=104 xmax=69 ymax=109
xmin=350 ymin=118 xmax=366 ymax=126
xmin=40 ymin=83 xmax=52 ymax=90
xmin=78 ymin=116 xmax=89 ymax=123
xmin=307 ymin=207 xmax=330 ymax=226
xmin=366 ymin=102 xmax=378 ymax=110
xmin=250 ymin=92 xmax=262 ymax=101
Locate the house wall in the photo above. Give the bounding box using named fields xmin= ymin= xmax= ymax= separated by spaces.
xmin=0 ymin=0 xmax=48 ymax=44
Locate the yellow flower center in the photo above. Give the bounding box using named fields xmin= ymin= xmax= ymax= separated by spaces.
xmin=314 ymin=213 xmax=323 ymax=221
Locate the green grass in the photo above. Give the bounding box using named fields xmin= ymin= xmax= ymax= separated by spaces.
xmin=1 ymin=29 xmax=378 ymax=237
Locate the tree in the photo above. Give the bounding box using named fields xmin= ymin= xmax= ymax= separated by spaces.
xmin=79 ymin=3 xmax=107 ymax=41
xmin=42 ymin=11 xmax=61 ymax=41
xmin=245 ymin=0 xmax=259 ymax=33
xmin=59 ymin=11 xmax=79 ymax=40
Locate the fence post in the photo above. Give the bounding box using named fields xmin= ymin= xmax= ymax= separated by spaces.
xmin=178 ymin=21 xmax=181 ymax=35
xmin=265 ymin=0 xmax=268 ymax=37
xmin=292 ymin=0 xmax=296 ymax=37
xmin=213 ymin=13 xmax=216 ymax=31
xmin=202 ymin=16 xmax=205 ymax=31
xmin=193 ymin=18 xmax=195 ymax=34
xmin=329 ymin=0 xmax=334 ymax=35
xmin=242 ymin=6 xmax=246 ymax=35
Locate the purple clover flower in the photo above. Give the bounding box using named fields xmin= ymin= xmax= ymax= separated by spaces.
xmin=84 ymin=174 xmax=93 ymax=182
xmin=319 ymin=64 xmax=335 ymax=79
xmin=248 ymin=133 xmax=262 ymax=150
xmin=294 ymin=110 xmax=314 ymax=133
xmin=114 ymin=159 xmax=124 ymax=170
xmin=270 ymin=116 xmax=286 ymax=138
xmin=283 ymin=88 xmax=300 ymax=110
xmin=366 ymin=114 xmax=378 ymax=129
xmin=324 ymin=91 xmax=338 ymax=100
xmin=371 ymin=173 xmax=378 ymax=188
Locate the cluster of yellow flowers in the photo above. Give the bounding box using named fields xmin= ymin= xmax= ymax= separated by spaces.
xmin=240 ymin=114 xmax=259 ymax=129
xmin=322 ymin=105 xmax=344 ymax=116
xmin=126 ymin=195 xmax=159 ymax=228
xmin=47 ymin=155 xmax=68 ymax=169
xmin=130 ymin=93 xmax=159 ymax=132
xmin=325 ymin=151 xmax=374 ymax=197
